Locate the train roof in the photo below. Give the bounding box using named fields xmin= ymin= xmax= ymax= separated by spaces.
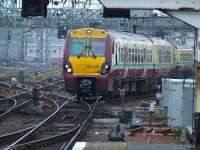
xmin=107 ymin=30 xmax=172 ymax=47
xmin=151 ymin=37 xmax=172 ymax=46
xmin=68 ymin=28 xmax=173 ymax=47
xmin=175 ymin=45 xmax=193 ymax=51
xmin=107 ymin=30 xmax=152 ymax=44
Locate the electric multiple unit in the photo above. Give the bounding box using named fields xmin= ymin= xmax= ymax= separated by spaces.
xmin=63 ymin=28 xmax=193 ymax=98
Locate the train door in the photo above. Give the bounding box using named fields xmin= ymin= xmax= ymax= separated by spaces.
xmin=112 ymin=42 xmax=118 ymax=67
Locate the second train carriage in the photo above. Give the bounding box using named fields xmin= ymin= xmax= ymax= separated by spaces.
xmin=171 ymin=47 xmax=193 ymax=78
xmin=63 ymin=28 xmax=193 ymax=98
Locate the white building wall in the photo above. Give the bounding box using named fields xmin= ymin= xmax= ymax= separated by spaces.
xmin=161 ymin=79 xmax=194 ymax=127
xmin=24 ymin=29 xmax=64 ymax=62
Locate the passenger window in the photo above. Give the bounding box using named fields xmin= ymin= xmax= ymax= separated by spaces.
xmin=112 ymin=43 xmax=114 ymax=54
xmin=120 ymin=48 xmax=125 ymax=62
xmin=139 ymin=50 xmax=141 ymax=63
xmin=128 ymin=48 xmax=132 ymax=62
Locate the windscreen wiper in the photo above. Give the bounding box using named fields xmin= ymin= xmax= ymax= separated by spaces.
xmin=88 ymin=39 xmax=96 ymax=58
xmin=90 ymin=47 xmax=96 ymax=58
xmin=77 ymin=48 xmax=85 ymax=58
xmin=77 ymin=39 xmax=96 ymax=58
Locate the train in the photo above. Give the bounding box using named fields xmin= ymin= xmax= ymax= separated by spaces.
xmin=63 ymin=28 xmax=193 ymax=99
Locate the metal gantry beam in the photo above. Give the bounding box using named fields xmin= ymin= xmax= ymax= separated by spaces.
xmin=0 ymin=15 xmax=193 ymax=30
xmin=0 ymin=0 xmax=194 ymax=31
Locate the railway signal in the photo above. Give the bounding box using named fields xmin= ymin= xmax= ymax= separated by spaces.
xmin=22 ymin=0 xmax=49 ymax=17
xmin=57 ymin=26 xmax=68 ymax=39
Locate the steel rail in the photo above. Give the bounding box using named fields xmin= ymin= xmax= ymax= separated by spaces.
xmin=0 ymin=91 xmax=29 ymax=101
xmin=7 ymin=97 xmax=92 ymax=150
xmin=0 ymin=97 xmax=17 ymax=110
xmin=0 ymin=92 xmax=32 ymax=120
xmin=38 ymin=80 xmax=64 ymax=91
xmin=0 ymin=95 xmax=61 ymax=147
xmin=60 ymin=97 xmax=101 ymax=150
xmin=9 ymin=126 xmax=80 ymax=150
xmin=0 ymin=79 xmax=64 ymax=121
xmin=8 ymin=95 xmax=77 ymax=149
xmin=0 ymin=99 xmax=33 ymax=120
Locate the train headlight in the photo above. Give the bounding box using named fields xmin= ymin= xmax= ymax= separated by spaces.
xmin=63 ymin=61 xmax=73 ymax=74
xmin=105 ymin=64 xmax=109 ymax=69
xmin=87 ymin=29 xmax=91 ymax=34
xmin=65 ymin=64 xmax=69 ymax=68
xmin=67 ymin=68 xmax=72 ymax=73
xmin=101 ymin=62 xmax=110 ymax=75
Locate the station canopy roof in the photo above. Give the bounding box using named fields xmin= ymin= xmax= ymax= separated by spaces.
xmin=98 ymin=0 xmax=200 ymax=10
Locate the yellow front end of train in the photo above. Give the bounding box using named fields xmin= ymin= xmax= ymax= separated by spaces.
xmin=67 ymin=28 xmax=108 ymax=75
xmin=64 ymin=28 xmax=111 ymax=97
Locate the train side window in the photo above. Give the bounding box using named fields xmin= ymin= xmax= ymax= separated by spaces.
xmin=131 ymin=49 xmax=135 ymax=63
xmin=112 ymin=43 xmax=115 ymax=54
xmin=142 ymin=49 xmax=145 ymax=63
xmin=139 ymin=49 xmax=141 ymax=63
xmin=164 ymin=51 xmax=167 ymax=63
xmin=118 ymin=47 xmax=120 ymax=62
xmin=134 ymin=49 xmax=137 ymax=63
xmin=116 ymin=52 xmax=118 ymax=65
xmin=147 ymin=49 xmax=152 ymax=63
xmin=138 ymin=49 xmax=140 ymax=63
xmin=138 ymin=49 xmax=141 ymax=64
xmin=134 ymin=49 xmax=137 ymax=64
xmin=141 ymin=56 xmax=143 ymax=63
xmin=141 ymin=49 xmax=144 ymax=63
xmin=143 ymin=49 xmax=146 ymax=63
xmin=161 ymin=50 xmax=164 ymax=63
xmin=135 ymin=49 xmax=138 ymax=64
xmin=120 ymin=48 xmax=125 ymax=62
xmin=138 ymin=50 xmax=141 ymax=63
xmin=128 ymin=48 xmax=132 ymax=63
xmin=118 ymin=47 xmax=121 ymax=63
xmin=162 ymin=51 xmax=164 ymax=63
xmin=114 ymin=44 xmax=118 ymax=65
xmin=159 ymin=49 xmax=162 ymax=64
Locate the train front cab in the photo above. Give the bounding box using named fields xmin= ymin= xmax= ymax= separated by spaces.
xmin=63 ymin=28 xmax=112 ymax=98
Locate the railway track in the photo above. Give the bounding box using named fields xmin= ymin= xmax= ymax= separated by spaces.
xmin=0 ymin=98 xmax=57 ymax=149
xmin=0 ymin=67 xmax=101 ymax=149
xmin=4 ymin=96 xmax=100 ymax=150
xmin=0 ymin=81 xmax=66 ymax=148
xmin=6 ymin=95 xmax=77 ymax=150
xmin=0 ymin=93 xmax=32 ymax=120
xmin=0 ymin=79 xmax=64 ymax=120
xmin=60 ymin=97 xmax=100 ymax=150
xmin=0 ymin=67 xmax=61 ymax=82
